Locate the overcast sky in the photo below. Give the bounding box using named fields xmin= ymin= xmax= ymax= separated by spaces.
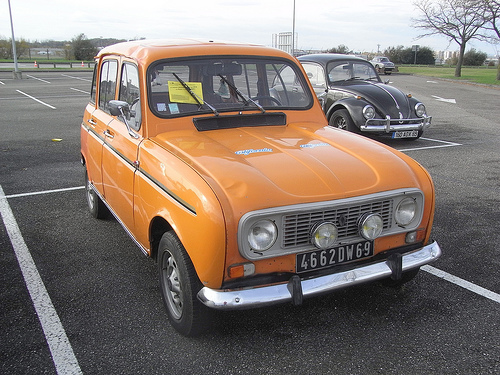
xmin=2 ymin=0 xmax=498 ymax=55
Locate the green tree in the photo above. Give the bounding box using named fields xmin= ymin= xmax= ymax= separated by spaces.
xmin=71 ymin=33 xmax=98 ymax=61
xmin=384 ymin=45 xmax=435 ymax=64
xmin=326 ymin=44 xmax=352 ymax=54
xmin=463 ymin=48 xmax=488 ymax=65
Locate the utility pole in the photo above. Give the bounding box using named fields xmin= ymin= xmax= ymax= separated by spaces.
xmin=8 ymin=0 xmax=22 ymax=79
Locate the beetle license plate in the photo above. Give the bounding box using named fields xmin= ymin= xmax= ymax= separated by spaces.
xmin=392 ymin=130 xmax=418 ymax=139
xmin=296 ymin=241 xmax=373 ymax=273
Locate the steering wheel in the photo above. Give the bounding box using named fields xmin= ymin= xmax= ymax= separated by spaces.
xmin=251 ymin=96 xmax=282 ymax=106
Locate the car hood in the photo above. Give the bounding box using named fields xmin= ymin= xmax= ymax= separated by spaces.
xmin=152 ymin=121 xmax=422 ymax=211
xmin=333 ymin=81 xmax=412 ymax=118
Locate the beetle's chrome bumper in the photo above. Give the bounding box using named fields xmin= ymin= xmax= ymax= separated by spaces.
xmin=361 ymin=116 xmax=432 ymax=133
xmin=197 ymin=241 xmax=441 ymax=310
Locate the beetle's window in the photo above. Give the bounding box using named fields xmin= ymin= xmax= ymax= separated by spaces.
xmin=148 ymin=57 xmax=313 ymax=117
xmin=301 ymin=63 xmax=326 ymax=87
xmin=119 ymin=63 xmax=141 ymax=130
xmin=98 ymin=59 xmax=118 ymax=113
xmin=90 ymin=64 xmax=98 ymax=104
xmin=327 ymin=61 xmax=379 ymax=83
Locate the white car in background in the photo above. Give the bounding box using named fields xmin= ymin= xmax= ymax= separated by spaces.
xmin=370 ymin=56 xmax=395 ymax=75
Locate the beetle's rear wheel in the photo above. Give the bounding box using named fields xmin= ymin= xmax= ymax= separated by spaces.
xmin=158 ymin=231 xmax=212 ymax=336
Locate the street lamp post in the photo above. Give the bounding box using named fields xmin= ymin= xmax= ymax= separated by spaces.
xmin=8 ymin=0 xmax=22 ymax=79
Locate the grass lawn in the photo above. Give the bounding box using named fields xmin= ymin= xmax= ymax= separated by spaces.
xmin=398 ymin=65 xmax=500 ymax=86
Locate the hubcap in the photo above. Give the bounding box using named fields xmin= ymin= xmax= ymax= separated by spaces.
xmin=86 ymin=178 xmax=95 ymax=210
xmin=334 ymin=116 xmax=346 ymax=129
xmin=162 ymin=252 xmax=183 ymax=320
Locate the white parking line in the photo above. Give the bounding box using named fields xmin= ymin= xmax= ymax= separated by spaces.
xmin=70 ymin=87 xmax=88 ymax=94
xmin=399 ymin=137 xmax=462 ymax=152
xmin=422 ymin=265 xmax=500 ymax=303
xmin=0 ymin=185 xmax=82 ymax=375
xmin=61 ymin=74 xmax=92 ymax=82
xmin=16 ymin=90 xmax=56 ymax=109
xmin=26 ymin=75 xmax=51 ymax=84
xmin=4 ymin=186 xmax=85 ymax=199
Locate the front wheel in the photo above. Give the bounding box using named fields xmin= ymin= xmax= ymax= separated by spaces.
xmin=329 ymin=109 xmax=358 ymax=133
xmin=158 ymin=231 xmax=212 ymax=336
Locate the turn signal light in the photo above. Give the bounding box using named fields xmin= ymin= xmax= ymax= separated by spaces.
xmin=228 ymin=263 xmax=255 ymax=278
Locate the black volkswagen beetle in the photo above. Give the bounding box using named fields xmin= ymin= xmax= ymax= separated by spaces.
xmin=298 ymin=54 xmax=431 ymax=140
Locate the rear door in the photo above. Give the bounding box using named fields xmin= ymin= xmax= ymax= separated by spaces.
xmin=84 ymin=58 xmax=119 ymax=196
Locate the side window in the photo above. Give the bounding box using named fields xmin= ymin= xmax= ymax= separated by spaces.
xmin=98 ymin=59 xmax=118 ymax=113
xmin=302 ymin=63 xmax=325 ymax=87
xmin=90 ymin=64 xmax=98 ymax=104
xmin=119 ymin=63 xmax=141 ymax=130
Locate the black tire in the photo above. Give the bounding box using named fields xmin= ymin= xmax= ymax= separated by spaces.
xmin=381 ymin=267 xmax=420 ymax=287
xmin=329 ymin=109 xmax=358 ymax=133
xmin=85 ymin=170 xmax=108 ymax=219
xmin=158 ymin=231 xmax=212 ymax=336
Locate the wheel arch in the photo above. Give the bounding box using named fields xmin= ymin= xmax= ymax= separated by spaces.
xmin=326 ymin=99 xmax=365 ymax=126
xmin=149 ymin=216 xmax=173 ymax=262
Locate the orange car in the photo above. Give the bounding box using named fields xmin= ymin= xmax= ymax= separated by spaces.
xmin=81 ymin=39 xmax=441 ymax=336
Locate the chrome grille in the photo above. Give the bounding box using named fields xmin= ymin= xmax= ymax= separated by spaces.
xmin=282 ymin=199 xmax=393 ymax=248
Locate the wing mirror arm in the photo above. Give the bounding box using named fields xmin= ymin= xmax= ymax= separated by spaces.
xmin=108 ymin=100 xmax=140 ymax=139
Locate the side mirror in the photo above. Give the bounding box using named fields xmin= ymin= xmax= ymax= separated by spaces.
xmin=108 ymin=100 xmax=130 ymax=117
xmin=108 ymin=100 xmax=139 ymax=139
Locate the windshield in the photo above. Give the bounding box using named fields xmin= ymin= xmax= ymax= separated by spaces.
xmin=148 ymin=57 xmax=312 ymax=117
xmin=327 ymin=61 xmax=380 ymax=83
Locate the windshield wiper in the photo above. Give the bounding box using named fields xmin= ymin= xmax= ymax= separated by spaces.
xmin=217 ymin=74 xmax=265 ymax=113
xmin=171 ymin=72 xmax=219 ymax=116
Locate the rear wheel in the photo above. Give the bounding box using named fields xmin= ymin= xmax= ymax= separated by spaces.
xmin=329 ymin=109 xmax=358 ymax=133
xmin=158 ymin=231 xmax=212 ymax=336
xmin=85 ymin=170 xmax=107 ymax=219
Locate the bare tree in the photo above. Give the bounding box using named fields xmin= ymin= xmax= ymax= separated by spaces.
xmin=481 ymin=0 xmax=500 ymax=79
xmin=412 ymin=0 xmax=490 ymax=77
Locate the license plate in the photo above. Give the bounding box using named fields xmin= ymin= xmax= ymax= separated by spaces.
xmin=296 ymin=241 xmax=373 ymax=273
xmin=392 ymin=130 xmax=418 ymax=139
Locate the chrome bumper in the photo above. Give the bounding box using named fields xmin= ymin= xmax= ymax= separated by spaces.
xmin=197 ymin=241 xmax=441 ymax=310
xmin=360 ymin=115 xmax=432 ymax=133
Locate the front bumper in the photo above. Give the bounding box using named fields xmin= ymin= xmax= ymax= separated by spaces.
xmin=197 ymin=241 xmax=441 ymax=310
xmin=360 ymin=115 xmax=432 ymax=133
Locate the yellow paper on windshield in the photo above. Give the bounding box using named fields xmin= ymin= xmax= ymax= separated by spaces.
xmin=168 ymin=81 xmax=204 ymax=104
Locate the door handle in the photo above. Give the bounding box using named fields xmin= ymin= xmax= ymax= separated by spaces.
xmin=87 ymin=118 xmax=97 ymax=126
xmin=103 ymin=129 xmax=114 ymax=139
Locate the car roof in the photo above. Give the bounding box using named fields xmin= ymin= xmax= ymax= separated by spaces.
xmin=297 ymin=53 xmax=369 ymax=66
xmin=96 ymin=39 xmax=292 ymax=65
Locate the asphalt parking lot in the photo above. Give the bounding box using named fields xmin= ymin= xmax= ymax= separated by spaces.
xmin=1 ymin=70 xmax=499 ymax=374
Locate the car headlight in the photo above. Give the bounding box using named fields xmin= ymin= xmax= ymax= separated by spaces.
xmin=311 ymin=222 xmax=338 ymax=249
xmin=415 ymin=103 xmax=426 ymax=118
xmin=395 ymin=197 xmax=417 ymax=226
xmin=248 ymin=220 xmax=277 ymax=251
xmin=363 ymin=105 xmax=375 ymax=119
xmin=359 ymin=213 xmax=383 ymax=240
